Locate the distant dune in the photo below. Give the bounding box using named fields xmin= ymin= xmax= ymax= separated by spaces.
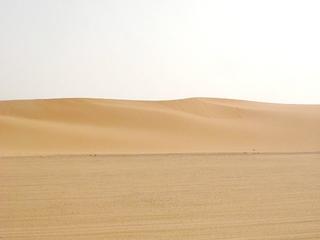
xmin=0 ymin=98 xmax=319 ymax=156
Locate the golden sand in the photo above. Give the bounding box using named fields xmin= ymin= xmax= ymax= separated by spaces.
xmin=1 ymin=153 xmax=320 ymax=239
xmin=1 ymin=98 xmax=320 ymax=239
xmin=1 ymin=98 xmax=320 ymax=155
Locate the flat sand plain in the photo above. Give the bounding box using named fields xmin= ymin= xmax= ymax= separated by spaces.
xmin=1 ymin=153 xmax=320 ymax=239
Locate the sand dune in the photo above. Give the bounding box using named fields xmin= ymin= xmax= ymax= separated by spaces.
xmin=1 ymin=98 xmax=320 ymax=156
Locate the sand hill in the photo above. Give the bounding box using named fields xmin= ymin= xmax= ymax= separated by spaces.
xmin=0 ymin=98 xmax=319 ymax=156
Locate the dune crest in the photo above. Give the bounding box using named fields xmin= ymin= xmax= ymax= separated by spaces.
xmin=0 ymin=98 xmax=319 ymax=156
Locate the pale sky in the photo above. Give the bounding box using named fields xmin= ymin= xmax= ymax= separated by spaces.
xmin=1 ymin=0 xmax=320 ymax=103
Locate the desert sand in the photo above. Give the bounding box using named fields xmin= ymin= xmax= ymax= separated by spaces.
xmin=1 ymin=98 xmax=320 ymax=239
xmin=1 ymin=153 xmax=320 ymax=239
xmin=1 ymin=98 xmax=320 ymax=156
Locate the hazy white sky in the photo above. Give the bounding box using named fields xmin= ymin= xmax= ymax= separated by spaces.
xmin=1 ymin=0 xmax=320 ymax=103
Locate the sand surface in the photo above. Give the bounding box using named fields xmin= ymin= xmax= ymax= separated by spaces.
xmin=1 ymin=153 xmax=320 ymax=239
xmin=1 ymin=98 xmax=320 ymax=156
xmin=1 ymin=98 xmax=320 ymax=239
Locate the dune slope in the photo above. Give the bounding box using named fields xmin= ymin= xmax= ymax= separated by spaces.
xmin=0 ymin=98 xmax=319 ymax=155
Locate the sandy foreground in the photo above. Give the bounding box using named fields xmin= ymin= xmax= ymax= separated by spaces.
xmin=1 ymin=98 xmax=320 ymax=155
xmin=1 ymin=153 xmax=320 ymax=239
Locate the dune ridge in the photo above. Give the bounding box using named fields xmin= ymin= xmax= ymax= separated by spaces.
xmin=1 ymin=98 xmax=320 ymax=156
